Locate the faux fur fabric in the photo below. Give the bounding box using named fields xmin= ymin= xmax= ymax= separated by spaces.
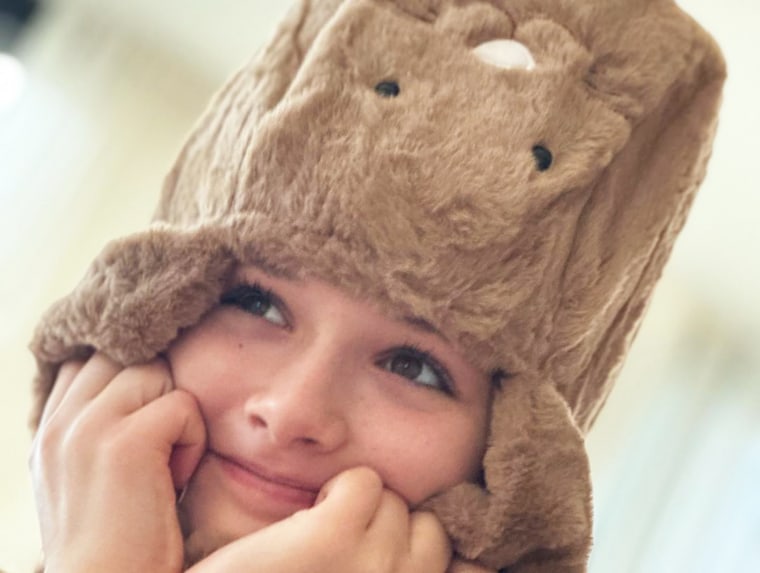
xmin=30 ymin=1 xmax=725 ymax=571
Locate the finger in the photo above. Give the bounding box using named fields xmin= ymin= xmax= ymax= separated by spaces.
xmin=184 ymin=525 xmax=311 ymax=573
xmin=39 ymin=359 xmax=86 ymax=426
xmin=53 ymin=352 xmax=122 ymax=419
xmin=366 ymin=489 xmax=410 ymax=555
xmin=90 ymin=358 xmax=174 ymax=420
xmin=312 ymin=466 xmax=384 ymax=531
xmin=123 ymin=390 xmax=207 ymax=489
xmin=408 ymin=511 xmax=451 ymax=572
xmin=447 ymin=558 xmax=496 ymax=573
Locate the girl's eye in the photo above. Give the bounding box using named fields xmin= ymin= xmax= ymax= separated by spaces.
xmin=379 ymin=347 xmax=453 ymax=395
xmin=220 ymin=284 xmax=288 ymax=327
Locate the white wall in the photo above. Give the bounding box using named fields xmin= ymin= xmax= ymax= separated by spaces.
xmin=0 ymin=5 xmax=221 ymax=570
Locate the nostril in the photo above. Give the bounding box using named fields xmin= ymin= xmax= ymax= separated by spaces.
xmin=246 ymin=410 xmax=269 ymax=429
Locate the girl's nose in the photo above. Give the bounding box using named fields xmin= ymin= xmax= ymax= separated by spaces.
xmin=243 ymin=346 xmax=350 ymax=452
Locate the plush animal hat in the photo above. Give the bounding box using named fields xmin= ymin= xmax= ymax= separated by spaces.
xmin=30 ymin=0 xmax=725 ymax=570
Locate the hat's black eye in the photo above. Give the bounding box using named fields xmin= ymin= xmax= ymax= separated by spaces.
xmin=375 ymin=80 xmax=400 ymax=98
xmin=532 ymin=145 xmax=553 ymax=171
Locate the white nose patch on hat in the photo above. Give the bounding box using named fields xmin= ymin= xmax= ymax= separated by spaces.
xmin=472 ymin=39 xmax=536 ymax=71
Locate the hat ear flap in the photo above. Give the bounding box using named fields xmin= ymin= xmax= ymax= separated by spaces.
xmin=425 ymin=376 xmax=592 ymax=572
xmin=29 ymin=227 xmax=236 ymax=428
xmin=546 ymin=10 xmax=726 ymax=431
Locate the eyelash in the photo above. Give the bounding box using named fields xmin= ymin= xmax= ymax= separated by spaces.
xmin=220 ymin=282 xmax=290 ymax=326
xmin=218 ymin=283 xmax=455 ymax=395
xmin=378 ymin=343 xmax=455 ymax=396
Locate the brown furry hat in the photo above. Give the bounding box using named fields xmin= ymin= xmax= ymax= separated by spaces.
xmin=30 ymin=0 xmax=725 ymax=570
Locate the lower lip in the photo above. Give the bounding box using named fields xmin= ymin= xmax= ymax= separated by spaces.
xmin=213 ymin=453 xmax=318 ymax=512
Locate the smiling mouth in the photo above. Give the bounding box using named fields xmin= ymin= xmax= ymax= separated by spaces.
xmin=211 ymin=451 xmax=320 ymax=509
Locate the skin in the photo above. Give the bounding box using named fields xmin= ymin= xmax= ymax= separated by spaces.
xmin=30 ymin=357 xmax=205 ymax=573
xmin=30 ymin=265 xmax=496 ymax=573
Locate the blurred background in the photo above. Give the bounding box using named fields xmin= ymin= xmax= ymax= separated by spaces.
xmin=0 ymin=1 xmax=757 ymax=571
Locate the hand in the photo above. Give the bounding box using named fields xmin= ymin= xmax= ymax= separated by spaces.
xmin=29 ymin=353 xmax=206 ymax=573
xmin=188 ymin=466 xmax=452 ymax=573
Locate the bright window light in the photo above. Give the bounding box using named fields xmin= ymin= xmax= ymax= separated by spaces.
xmin=0 ymin=53 xmax=27 ymax=112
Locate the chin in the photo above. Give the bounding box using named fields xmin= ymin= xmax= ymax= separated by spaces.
xmin=181 ymin=527 xmax=232 ymax=569
xmin=177 ymin=481 xmax=274 ymax=568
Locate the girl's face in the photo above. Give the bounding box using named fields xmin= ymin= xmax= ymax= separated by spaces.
xmin=168 ymin=265 xmax=492 ymax=557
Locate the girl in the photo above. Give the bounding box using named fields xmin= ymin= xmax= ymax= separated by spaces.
xmin=32 ymin=267 xmax=496 ymax=572
xmin=28 ymin=0 xmax=725 ymax=571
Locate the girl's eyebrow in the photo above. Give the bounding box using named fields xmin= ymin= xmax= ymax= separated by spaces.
xmin=237 ymin=260 xmax=300 ymax=282
xmin=400 ymin=315 xmax=449 ymax=343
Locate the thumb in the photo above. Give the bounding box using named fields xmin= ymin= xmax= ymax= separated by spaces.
xmin=311 ymin=466 xmax=384 ymax=528
xmin=187 ymin=467 xmax=387 ymax=573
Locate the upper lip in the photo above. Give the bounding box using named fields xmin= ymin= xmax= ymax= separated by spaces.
xmin=214 ymin=451 xmax=323 ymax=493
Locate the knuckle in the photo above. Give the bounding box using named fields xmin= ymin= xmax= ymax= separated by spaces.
xmin=111 ymin=360 xmax=174 ymax=407
xmin=30 ymin=414 xmax=98 ymax=472
xmin=88 ymin=351 xmax=122 ymax=377
xmin=414 ymin=510 xmax=444 ymax=532
xmin=32 ymin=419 xmax=67 ymax=463
xmin=62 ymin=408 xmax=122 ymax=461
xmin=130 ymin=360 xmax=172 ymax=389
xmin=28 ymin=434 xmax=45 ymax=470
xmin=33 ymin=432 xmax=54 ymax=464
xmin=168 ymin=388 xmax=200 ymax=412
xmin=57 ymin=359 xmax=86 ymax=382
xmin=380 ymin=489 xmax=408 ymax=517
xmin=410 ymin=511 xmax=451 ymax=555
